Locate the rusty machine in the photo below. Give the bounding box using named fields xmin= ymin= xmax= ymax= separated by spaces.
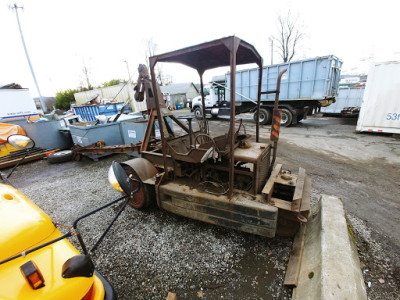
xmin=114 ymin=36 xmax=310 ymax=237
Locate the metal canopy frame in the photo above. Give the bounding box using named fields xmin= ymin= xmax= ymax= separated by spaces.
xmin=148 ymin=36 xmax=263 ymax=196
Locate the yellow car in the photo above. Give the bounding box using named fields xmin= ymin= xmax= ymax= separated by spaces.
xmin=0 ymin=135 xmax=138 ymax=300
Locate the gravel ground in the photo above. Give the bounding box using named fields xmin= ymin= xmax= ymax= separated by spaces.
xmin=5 ymin=114 xmax=400 ymax=299
xmin=10 ymin=156 xmax=297 ymax=299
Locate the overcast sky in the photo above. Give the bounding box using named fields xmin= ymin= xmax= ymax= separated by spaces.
xmin=1 ymin=0 xmax=399 ymax=97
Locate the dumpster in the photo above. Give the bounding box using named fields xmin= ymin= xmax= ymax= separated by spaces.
xmin=2 ymin=120 xmax=73 ymax=150
xmin=120 ymin=117 xmax=174 ymax=157
xmin=321 ymin=86 xmax=365 ymax=114
xmin=70 ymin=122 xmax=124 ymax=160
xmin=226 ymin=55 xmax=343 ymax=102
xmin=73 ymin=103 xmax=132 ymax=122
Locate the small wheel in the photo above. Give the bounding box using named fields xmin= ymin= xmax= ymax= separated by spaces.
xmin=193 ymin=107 xmax=202 ymax=119
xmin=122 ymin=166 xmax=154 ymax=210
xmin=47 ymin=150 xmax=74 ymax=164
xmin=254 ymin=108 xmax=271 ymax=125
xmin=280 ymin=108 xmax=293 ymax=127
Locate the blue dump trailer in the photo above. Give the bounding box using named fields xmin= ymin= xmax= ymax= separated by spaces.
xmin=194 ymin=55 xmax=342 ymax=126
xmin=320 ymin=86 xmax=365 ymax=117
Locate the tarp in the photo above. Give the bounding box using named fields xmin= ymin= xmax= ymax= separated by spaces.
xmin=0 ymin=123 xmax=26 ymax=144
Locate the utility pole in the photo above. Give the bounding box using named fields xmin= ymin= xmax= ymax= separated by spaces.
xmin=9 ymin=4 xmax=47 ymax=112
xmin=124 ymin=60 xmax=131 ymax=82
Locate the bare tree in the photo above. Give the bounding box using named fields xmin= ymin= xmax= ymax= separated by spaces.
xmin=144 ymin=38 xmax=173 ymax=86
xmin=80 ymin=60 xmax=93 ymax=90
xmin=274 ymin=11 xmax=304 ymax=63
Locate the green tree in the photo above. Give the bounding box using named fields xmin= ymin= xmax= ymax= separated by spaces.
xmin=55 ymin=89 xmax=79 ymax=110
xmin=103 ymin=79 xmax=123 ymax=87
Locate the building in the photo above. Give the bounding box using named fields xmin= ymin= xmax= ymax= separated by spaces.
xmin=160 ymin=82 xmax=199 ymax=107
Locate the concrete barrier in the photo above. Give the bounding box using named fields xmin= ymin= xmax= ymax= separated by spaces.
xmin=292 ymin=195 xmax=367 ymax=300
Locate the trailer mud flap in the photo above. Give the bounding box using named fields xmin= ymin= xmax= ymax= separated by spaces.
xmin=159 ymin=182 xmax=278 ymax=237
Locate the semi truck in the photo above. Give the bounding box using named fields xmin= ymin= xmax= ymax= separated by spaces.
xmin=192 ymin=55 xmax=342 ymax=126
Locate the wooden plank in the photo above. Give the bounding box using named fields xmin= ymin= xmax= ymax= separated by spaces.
xmin=284 ymin=223 xmax=306 ymax=287
xmin=270 ymin=198 xmax=292 ymax=211
xmin=0 ymin=151 xmax=48 ymax=169
xmin=292 ymin=167 xmax=306 ymax=212
xmin=262 ymin=163 xmax=282 ymax=202
xmin=166 ymin=292 xmax=177 ymax=300
xmin=300 ymin=176 xmax=311 ymax=214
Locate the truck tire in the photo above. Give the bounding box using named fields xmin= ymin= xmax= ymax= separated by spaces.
xmin=193 ymin=107 xmax=202 ymax=119
xmin=47 ymin=150 xmax=74 ymax=164
xmin=254 ymin=108 xmax=271 ymax=125
xmin=280 ymin=108 xmax=293 ymax=127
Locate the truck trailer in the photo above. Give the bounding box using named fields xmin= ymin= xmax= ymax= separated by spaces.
xmin=192 ymin=55 xmax=342 ymax=126
xmin=356 ymin=61 xmax=400 ymax=134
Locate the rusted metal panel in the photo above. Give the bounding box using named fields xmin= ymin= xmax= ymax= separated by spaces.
xmin=233 ymin=143 xmax=270 ymax=163
xmin=159 ymin=181 xmax=278 ymax=237
xmin=72 ymin=141 xmax=140 ymax=154
xmin=121 ymin=158 xmax=158 ymax=182
xmin=141 ymin=151 xmax=174 ymax=170
xmin=151 ymin=36 xmax=263 ymax=74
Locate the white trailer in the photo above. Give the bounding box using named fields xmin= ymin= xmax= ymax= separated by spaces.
xmin=356 ymin=61 xmax=400 ymax=134
xmin=0 ymin=89 xmax=38 ymax=119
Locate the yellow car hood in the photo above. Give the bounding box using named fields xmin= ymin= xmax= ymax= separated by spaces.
xmin=0 ymin=184 xmax=55 ymax=262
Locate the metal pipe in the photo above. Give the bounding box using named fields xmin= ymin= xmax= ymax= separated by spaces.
xmin=229 ymin=47 xmax=237 ymax=197
xmin=273 ymin=69 xmax=287 ymax=110
xmin=199 ymin=73 xmax=208 ymax=133
xmin=270 ymin=69 xmax=287 ymax=173
xmin=0 ymin=232 xmax=73 ymax=265
xmin=149 ymin=58 xmax=169 ymax=176
xmin=73 ymin=195 xmax=127 ymax=255
xmin=256 ymin=66 xmax=263 ymax=142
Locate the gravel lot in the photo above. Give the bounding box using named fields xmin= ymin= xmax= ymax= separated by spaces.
xmin=6 ymin=114 xmax=400 ymax=299
xmin=9 ymin=156 xmax=296 ymax=299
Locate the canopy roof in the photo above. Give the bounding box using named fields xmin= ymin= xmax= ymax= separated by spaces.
xmin=149 ymin=36 xmax=263 ymax=74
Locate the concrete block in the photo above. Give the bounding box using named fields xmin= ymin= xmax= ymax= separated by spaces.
xmin=292 ymin=195 xmax=367 ymax=300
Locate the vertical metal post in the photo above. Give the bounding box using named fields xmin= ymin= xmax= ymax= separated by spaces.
xmin=256 ymin=64 xmax=263 ymax=143
xmin=269 ymin=69 xmax=287 ymax=175
xmin=149 ymin=58 xmax=168 ymax=176
xmin=10 ymin=4 xmax=47 ymax=112
xmin=228 ymin=45 xmax=238 ymax=197
xmin=199 ymin=73 xmax=208 ymax=133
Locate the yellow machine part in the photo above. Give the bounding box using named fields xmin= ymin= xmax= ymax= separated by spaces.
xmin=0 ymin=143 xmax=20 ymax=157
xmin=0 ymin=184 xmax=105 ymax=300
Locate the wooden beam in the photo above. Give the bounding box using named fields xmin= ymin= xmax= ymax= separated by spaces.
xmin=0 ymin=151 xmax=49 ymax=169
xmin=292 ymin=167 xmax=306 ymax=212
xmin=166 ymin=292 xmax=178 ymax=300
xmin=300 ymin=176 xmax=311 ymax=214
xmin=262 ymin=163 xmax=282 ymax=202
xmin=284 ymin=223 xmax=306 ymax=287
